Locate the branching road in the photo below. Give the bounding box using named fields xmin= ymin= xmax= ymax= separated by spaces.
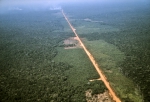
xmin=61 ymin=9 xmax=121 ymax=102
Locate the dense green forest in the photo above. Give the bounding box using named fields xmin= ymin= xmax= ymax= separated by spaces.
xmin=63 ymin=2 xmax=150 ymax=101
xmin=0 ymin=10 xmax=107 ymax=101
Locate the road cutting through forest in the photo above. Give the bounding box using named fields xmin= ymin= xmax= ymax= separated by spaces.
xmin=61 ymin=10 xmax=121 ymax=102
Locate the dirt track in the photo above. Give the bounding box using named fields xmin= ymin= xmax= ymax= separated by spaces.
xmin=62 ymin=10 xmax=121 ymax=102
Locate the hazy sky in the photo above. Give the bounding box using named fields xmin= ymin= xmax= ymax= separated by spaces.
xmin=0 ymin=0 xmax=149 ymax=12
xmin=0 ymin=0 xmax=144 ymax=7
xmin=0 ymin=0 xmax=148 ymax=6
xmin=0 ymin=0 xmax=105 ymax=11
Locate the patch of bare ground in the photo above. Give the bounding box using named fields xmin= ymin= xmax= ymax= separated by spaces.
xmin=85 ymin=89 xmax=114 ymax=102
xmin=89 ymin=78 xmax=102 ymax=82
xmin=84 ymin=18 xmax=104 ymax=23
xmin=64 ymin=37 xmax=82 ymax=49
xmin=105 ymin=70 xmax=113 ymax=73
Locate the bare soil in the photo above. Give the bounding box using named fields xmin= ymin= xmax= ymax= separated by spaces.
xmin=89 ymin=78 xmax=102 ymax=82
xmin=85 ymin=89 xmax=113 ymax=102
xmin=84 ymin=18 xmax=103 ymax=23
xmin=64 ymin=37 xmax=82 ymax=49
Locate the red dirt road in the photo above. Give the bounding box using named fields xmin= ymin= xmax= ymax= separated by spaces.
xmin=62 ymin=10 xmax=121 ymax=102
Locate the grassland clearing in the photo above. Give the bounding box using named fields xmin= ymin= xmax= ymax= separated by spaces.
xmin=82 ymin=38 xmax=143 ymax=101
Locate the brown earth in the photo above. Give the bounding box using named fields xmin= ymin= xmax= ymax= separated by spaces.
xmin=85 ymin=89 xmax=114 ymax=102
xmin=89 ymin=78 xmax=102 ymax=82
xmin=64 ymin=37 xmax=82 ymax=49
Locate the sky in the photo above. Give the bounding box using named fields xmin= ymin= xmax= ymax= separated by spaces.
xmin=0 ymin=0 xmax=149 ymax=13
xmin=1 ymin=0 xmax=146 ymax=7
xmin=0 ymin=0 xmax=94 ymax=12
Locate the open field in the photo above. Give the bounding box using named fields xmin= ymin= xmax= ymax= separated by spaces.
xmin=75 ymin=21 xmax=120 ymax=35
xmin=54 ymin=47 xmax=99 ymax=86
xmin=82 ymin=39 xmax=143 ymax=102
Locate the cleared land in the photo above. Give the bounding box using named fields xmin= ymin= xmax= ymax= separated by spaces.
xmin=63 ymin=37 xmax=81 ymax=49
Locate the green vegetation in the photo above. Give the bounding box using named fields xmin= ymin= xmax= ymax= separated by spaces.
xmin=0 ymin=10 xmax=107 ymax=102
xmin=88 ymin=80 xmax=107 ymax=95
xmin=81 ymin=39 xmax=142 ymax=102
xmin=64 ymin=2 xmax=150 ymax=101
xmin=54 ymin=47 xmax=99 ymax=86
xmin=1 ymin=2 xmax=150 ymax=102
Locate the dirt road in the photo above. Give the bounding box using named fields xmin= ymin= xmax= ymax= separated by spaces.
xmin=61 ymin=10 xmax=121 ymax=102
